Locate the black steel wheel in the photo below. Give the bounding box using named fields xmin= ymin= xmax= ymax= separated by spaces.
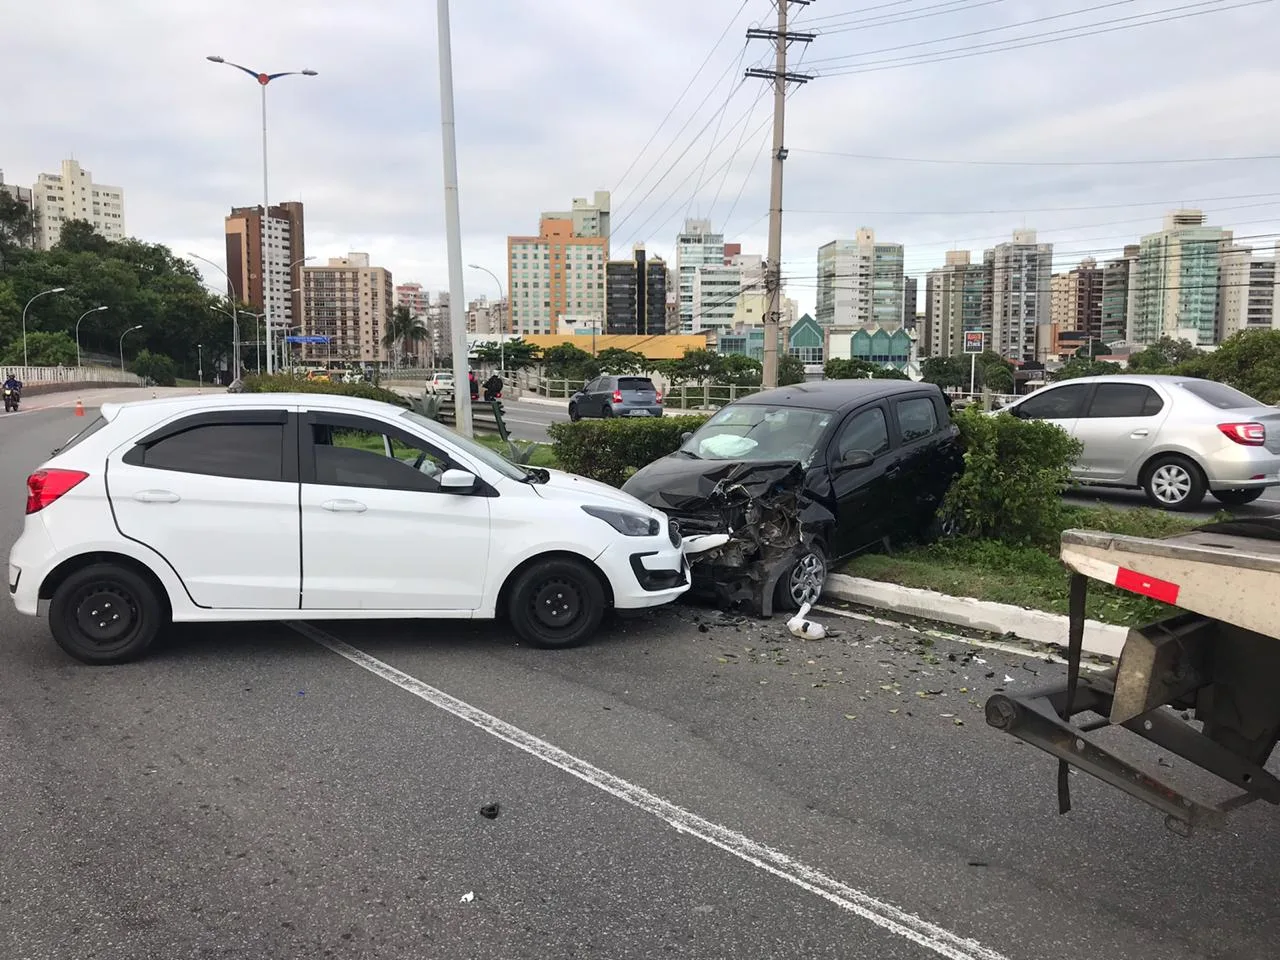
xmin=568 ymin=403 xmax=580 ymax=422
xmin=508 ymin=558 xmax=606 ymax=649
xmin=48 ymin=563 xmax=164 ymax=664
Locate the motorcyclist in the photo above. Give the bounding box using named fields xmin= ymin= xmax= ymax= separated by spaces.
xmin=3 ymin=372 xmax=21 ymax=393
xmin=483 ymin=373 xmax=502 ymax=402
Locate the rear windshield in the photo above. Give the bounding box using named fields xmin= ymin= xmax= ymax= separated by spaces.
xmin=618 ymin=377 xmax=655 ymax=391
xmin=1178 ymin=381 xmax=1262 ymax=410
xmin=52 ymin=415 xmax=108 ymax=455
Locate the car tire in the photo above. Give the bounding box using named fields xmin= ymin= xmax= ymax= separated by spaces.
xmin=916 ymin=509 xmax=959 ymax=545
xmin=568 ymin=403 xmax=580 ymax=422
xmin=1142 ymin=455 xmax=1207 ymax=511
xmin=1211 ymin=488 xmax=1265 ymax=506
xmin=508 ymin=557 xmax=607 ymax=649
xmin=48 ymin=563 xmax=166 ymax=665
xmin=601 ymin=406 xmax=613 ymax=419
xmin=775 ymin=541 xmax=828 ymax=612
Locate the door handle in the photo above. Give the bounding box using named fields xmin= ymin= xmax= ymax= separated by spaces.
xmin=321 ymin=499 xmax=367 ymax=513
xmin=133 ymin=490 xmax=180 ymax=504
xmin=1131 ymin=429 xmax=1150 ymax=438
xmin=885 ymin=466 xmax=901 ymax=480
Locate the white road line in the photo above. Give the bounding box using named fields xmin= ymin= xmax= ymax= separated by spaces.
xmin=288 ymin=621 xmax=1010 ymax=960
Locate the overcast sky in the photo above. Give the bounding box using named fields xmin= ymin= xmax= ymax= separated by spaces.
xmin=4 ymin=0 xmax=1279 ymax=317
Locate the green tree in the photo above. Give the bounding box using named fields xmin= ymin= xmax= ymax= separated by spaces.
xmin=673 ymin=348 xmax=724 ymax=383
xmin=980 ymin=361 xmax=1014 ymax=393
xmin=0 ymin=190 xmax=35 ymax=257
xmin=473 ymin=337 xmax=541 ymax=371
xmin=1191 ymin=330 xmax=1280 ymax=404
xmin=715 ymin=353 xmax=762 ymax=387
xmin=129 ymin=349 xmax=177 ymax=386
xmin=777 ymin=353 xmax=806 ymax=386
xmin=824 ymin=358 xmax=880 ymax=380
xmin=595 ymin=347 xmax=648 ymax=375
xmin=1 ymin=330 xmax=77 ymax=366
xmin=382 ymin=305 xmax=427 ymax=365
xmin=921 ymin=355 xmax=966 ymax=389
xmin=56 ymin=219 xmax=112 ymax=255
xmin=1050 ymin=357 xmax=1121 ymax=382
xmin=542 ymin=343 xmax=599 ymax=383
xmin=1127 ymin=336 xmax=1202 ymax=373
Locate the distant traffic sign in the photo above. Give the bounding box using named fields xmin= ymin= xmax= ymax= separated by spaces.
xmin=963 ymin=330 xmax=985 ymax=354
xmin=285 ymin=335 xmax=330 ymax=344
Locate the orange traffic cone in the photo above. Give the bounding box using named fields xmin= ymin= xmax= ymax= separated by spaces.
xmin=74 ymin=399 xmax=84 ymax=417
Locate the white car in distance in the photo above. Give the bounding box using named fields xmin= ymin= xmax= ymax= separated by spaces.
xmin=426 ymin=372 xmax=455 ymax=395
xmin=10 ymin=394 xmax=715 ymax=664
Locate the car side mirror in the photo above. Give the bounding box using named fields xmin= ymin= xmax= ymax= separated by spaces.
xmin=440 ymin=469 xmax=477 ymax=492
xmin=840 ymin=450 xmax=875 ymax=469
xmin=681 ymin=431 xmax=693 ymax=444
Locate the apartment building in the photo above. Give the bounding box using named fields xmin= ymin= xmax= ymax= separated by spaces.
xmin=1132 ymin=210 xmax=1231 ymax=347
xmin=225 ymin=202 xmax=306 ymax=334
xmin=507 ymin=192 xmax=610 ymax=336
xmin=299 ymin=252 xmax=393 ymax=364
xmin=1046 ymin=258 xmax=1104 ymax=359
xmin=690 ymin=253 xmax=765 ymax=343
xmin=0 ymin=170 xmax=34 ymax=249
xmin=675 ymin=219 xmax=726 ymax=333
xmin=395 ymin=282 xmax=430 ymax=317
xmin=983 ymin=229 xmax=1052 ymax=362
xmin=1218 ymin=246 xmax=1277 ymax=338
xmin=605 ymin=244 xmax=667 ymax=335
xmin=32 ymin=159 xmax=125 ymax=249
xmin=1101 ymin=245 xmax=1140 ymax=344
xmin=467 ymin=296 xmax=508 ymax=336
xmin=923 ymin=250 xmax=987 ymax=357
xmin=815 ymin=229 xmax=905 ymax=329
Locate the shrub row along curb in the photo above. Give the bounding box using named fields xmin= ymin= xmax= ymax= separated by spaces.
xmin=823 ymin=573 xmax=1127 ymax=659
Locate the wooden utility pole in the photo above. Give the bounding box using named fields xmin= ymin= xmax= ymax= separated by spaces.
xmin=746 ymin=2 xmax=813 ymax=389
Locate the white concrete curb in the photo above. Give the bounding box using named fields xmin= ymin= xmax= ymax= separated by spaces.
xmin=513 ymin=395 xmax=569 ymax=409
xmin=823 ymin=573 xmax=1127 ymax=659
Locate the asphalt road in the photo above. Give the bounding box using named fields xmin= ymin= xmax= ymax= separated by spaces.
xmin=2 ymin=403 xmax=1278 ymax=960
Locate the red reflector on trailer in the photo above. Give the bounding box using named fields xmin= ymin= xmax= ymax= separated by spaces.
xmin=1114 ymin=566 xmax=1180 ymax=605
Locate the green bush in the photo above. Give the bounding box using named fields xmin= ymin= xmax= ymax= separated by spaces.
xmin=129 ymin=349 xmax=177 ymax=386
xmin=546 ymin=415 xmax=709 ymax=486
xmin=944 ymin=407 xmax=1082 ymax=546
xmin=240 ymin=373 xmax=409 ymax=408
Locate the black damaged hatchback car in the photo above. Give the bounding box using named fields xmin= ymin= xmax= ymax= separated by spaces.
xmin=621 ymin=380 xmax=963 ymax=617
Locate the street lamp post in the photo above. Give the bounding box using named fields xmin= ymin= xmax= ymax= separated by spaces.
xmin=22 ymin=287 xmax=67 ymax=369
xmin=467 ymin=263 xmax=505 ymax=377
xmin=75 ymin=305 xmax=109 ymax=370
xmin=120 ymin=324 xmax=143 ymax=376
xmin=189 ymin=251 xmax=244 ymax=378
xmin=197 ymin=343 xmax=203 ymax=388
xmin=206 ymin=55 xmax=318 ymax=377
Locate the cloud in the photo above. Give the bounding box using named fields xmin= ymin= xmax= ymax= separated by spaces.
xmin=2 ymin=0 xmax=1277 ymax=318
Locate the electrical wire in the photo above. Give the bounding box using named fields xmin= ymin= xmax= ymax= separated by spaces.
xmin=804 ymin=0 xmax=1011 ymax=32
xmin=789 ymin=144 xmax=1280 ymax=166
xmin=785 ymin=192 xmax=1280 ymax=217
xmin=684 ymin=41 xmax=753 ymax=223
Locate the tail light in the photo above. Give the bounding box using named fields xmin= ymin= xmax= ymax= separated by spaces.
xmin=1218 ymin=422 xmax=1266 ymax=446
xmin=655 ymin=390 xmax=663 ymax=403
xmin=612 ymin=389 xmax=623 ymax=404
xmin=26 ymin=469 xmax=88 ymax=514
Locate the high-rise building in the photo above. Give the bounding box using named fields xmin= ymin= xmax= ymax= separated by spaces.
xmin=225 ymin=202 xmax=306 ymax=335
xmin=1050 ymin=258 xmax=1104 ymax=346
xmin=467 ymin=296 xmax=508 ymax=336
xmin=676 ymin=219 xmax=725 ymax=333
xmin=508 ymin=192 xmax=610 ymax=336
xmin=983 ymin=229 xmax=1052 ymax=361
xmin=299 ymin=252 xmax=393 ymax=365
xmin=395 ymin=282 xmax=430 ymax=317
xmin=903 ymin=276 xmax=918 ymax=327
xmin=1218 ymin=245 xmax=1277 ymax=338
xmin=0 ymin=170 xmax=34 ymax=250
xmin=1132 ymin=210 xmax=1231 ymax=347
xmin=690 ymin=253 xmax=764 ymax=343
xmin=923 ymin=250 xmax=986 ymax=357
xmin=605 ymin=244 xmax=667 ymax=335
xmin=815 ymin=229 xmax=905 ymax=329
xmin=32 ymin=159 xmax=125 ymax=250
xmin=425 ymin=292 xmax=452 ymax=363
xmin=1102 ymin=245 xmax=1140 ymax=344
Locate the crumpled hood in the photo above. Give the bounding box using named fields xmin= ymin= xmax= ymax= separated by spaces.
xmin=534 ymin=468 xmax=660 ymax=513
xmin=621 ymin=456 xmax=805 ymax=513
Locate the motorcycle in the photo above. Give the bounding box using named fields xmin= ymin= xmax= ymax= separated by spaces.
xmin=3 ymin=386 xmax=19 ymax=413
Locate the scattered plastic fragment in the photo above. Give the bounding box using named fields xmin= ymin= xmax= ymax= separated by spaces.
xmin=787 ymin=603 xmax=827 ymax=640
xmin=479 ymin=803 xmax=500 ymax=820
xmin=460 ymin=891 xmax=475 ymax=903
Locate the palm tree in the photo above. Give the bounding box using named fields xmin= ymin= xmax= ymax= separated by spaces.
xmin=383 ymin=305 xmax=428 ymax=368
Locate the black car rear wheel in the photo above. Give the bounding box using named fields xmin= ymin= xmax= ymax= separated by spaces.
xmin=49 ymin=563 xmax=165 ymax=664
xmin=775 ymin=542 xmax=827 ymax=612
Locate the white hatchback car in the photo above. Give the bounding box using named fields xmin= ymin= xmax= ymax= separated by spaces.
xmin=10 ymin=393 xmax=710 ymax=664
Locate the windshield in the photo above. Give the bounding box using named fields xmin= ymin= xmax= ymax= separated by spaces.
xmin=681 ymin=404 xmax=833 ymax=463
xmin=1178 ymin=380 xmax=1263 ymax=410
xmin=400 ymin=409 xmax=526 ymax=480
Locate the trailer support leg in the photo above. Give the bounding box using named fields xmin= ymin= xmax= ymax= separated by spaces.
xmin=1058 ymin=572 xmax=1088 ymax=814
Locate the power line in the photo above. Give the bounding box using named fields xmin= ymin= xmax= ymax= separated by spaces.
xmin=785 ymin=192 xmax=1280 ymax=216
xmin=789 ymin=145 xmax=1280 ymax=166
xmin=684 ymin=41 xmax=753 ymax=223
xmin=815 ymin=0 xmax=1274 ymax=76
xmin=804 ymin=0 xmax=1010 ymax=31
xmin=611 ymin=0 xmax=753 ymax=195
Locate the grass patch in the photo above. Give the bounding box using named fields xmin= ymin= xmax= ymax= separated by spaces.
xmin=843 ymin=506 xmax=1214 ymax=627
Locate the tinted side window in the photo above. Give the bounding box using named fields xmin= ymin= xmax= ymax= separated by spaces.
xmin=1016 ymin=384 xmax=1090 ymax=420
xmin=1178 ymin=380 xmax=1261 ymax=410
xmin=1087 ymin=383 xmax=1164 ymax=418
xmin=310 ymin=418 xmax=451 ymax=493
xmin=583 ymin=378 xmax=601 ymax=393
xmin=896 ymin=397 xmax=939 ymax=442
xmin=835 ymin=407 xmax=890 ymax=462
xmin=143 ymin=424 xmax=284 ymax=481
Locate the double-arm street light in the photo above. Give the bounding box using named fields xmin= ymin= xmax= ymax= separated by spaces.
xmin=206 ymin=55 xmax=318 ymax=376
xmin=120 ymin=324 xmax=143 ymax=375
xmin=467 ymin=263 xmax=505 ymax=376
xmin=75 ymin=305 xmax=109 ymax=370
xmin=22 ymin=287 xmax=67 ymax=368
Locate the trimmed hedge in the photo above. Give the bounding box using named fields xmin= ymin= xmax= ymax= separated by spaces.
xmin=546 ymin=415 xmax=709 ymax=487
xmin=239 ymin=374 xmax=409 ymax=408
xmin=943 ymin=407 xmax=1083 ymax=546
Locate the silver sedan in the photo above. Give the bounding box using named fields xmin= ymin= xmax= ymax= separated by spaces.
xmin=1001 ymin=374 xmax=1280 ymax=510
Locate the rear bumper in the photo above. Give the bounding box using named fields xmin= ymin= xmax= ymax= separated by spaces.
xmin=1201 ymin=448 xmax=1280 ymax=488
xmin=8 ymin=518 xmax=57 ymax=617
xmin=610 ymin=403 xmax=664 ymax=417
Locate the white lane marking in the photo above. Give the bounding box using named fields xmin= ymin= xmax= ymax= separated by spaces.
xmin=288 ymin=621 xmax=1010 ymax=960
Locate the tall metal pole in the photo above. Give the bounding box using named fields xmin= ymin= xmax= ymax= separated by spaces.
xmin=260 ymin=83 xmax=275 ymax=375
xmin=21 ymin=287 xmax=66 ymax=369
xmin=468 ymin=264 xmax=505 ymax=375
xmin=746 ymin=3 xmax=813 ymax=390
xmin=438 ymin=0 xmax=473 ymax=436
